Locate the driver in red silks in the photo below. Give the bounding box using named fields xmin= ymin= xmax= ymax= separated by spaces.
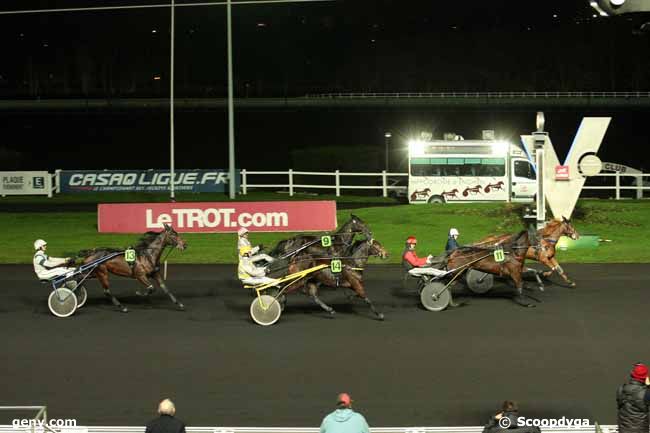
xmin=402 ymin=236 xmax=447 ymax=278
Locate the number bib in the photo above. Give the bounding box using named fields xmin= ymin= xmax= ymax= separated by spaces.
xmin=321 ymin=236 xmax=332 ymax=247
xmin=125 ymin=249 xmax=137 ymax=263
xmin=330 ymin=259 xmax=342 ymax=273
xmin=493 ymin=247 xmax=505 ymax=263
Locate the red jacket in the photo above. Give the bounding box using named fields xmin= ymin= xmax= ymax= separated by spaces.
xmin=403 ymin=250 xmax=428 ymax=267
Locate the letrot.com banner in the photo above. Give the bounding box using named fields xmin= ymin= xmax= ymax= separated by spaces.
xmin=59 ymin=169 xmax=239 ymax=193
xmin=98 ymin=201 xmax=338 ymax=233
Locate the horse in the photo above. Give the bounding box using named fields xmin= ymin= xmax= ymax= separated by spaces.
xmin=75 ymin=224 xmax=187 ymax=313
xmin=474 ymin=217 xmax=579 ymax=288
xmin=285 ymin=238 xmax=389 ymax=319
xmin=446 ymin=230 xmax=535 ymax=307
xmin=268 ymin=214 xmax=372 ymax=259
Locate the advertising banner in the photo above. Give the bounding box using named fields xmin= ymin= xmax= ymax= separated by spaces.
xmin=0 ymin=171 xmax=51 ymax=196
xmin=59 ymin=169 xmax=238 ymax=193
xmin=98 ymin=201 xmax=337 ymax=233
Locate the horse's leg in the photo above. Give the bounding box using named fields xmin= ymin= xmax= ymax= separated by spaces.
xmin=548 ymin=257 xmax=576 ymax=288
xmin=152 ymin=272 xmax=185 ymax=310
xmin=134 ymin=266 xmax=156 ymax=296
xmin=96 ymin=266 xmax=128 ymax=313
xmin=349 ymin=277 xmax=384 ymax=320
xmin=508 ymin=266 xmax=536 ymax=308
xmin=307 ymin=281 xmax=335 ymax=315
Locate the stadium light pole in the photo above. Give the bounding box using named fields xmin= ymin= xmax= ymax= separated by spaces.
xmin=227 ymin=0 xmax=236 ymax=199
xmin=170 ymin=0 xmax=176 ymax=201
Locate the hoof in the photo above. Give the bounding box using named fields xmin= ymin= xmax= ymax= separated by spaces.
xmin=328 ymin=309 xmax=336 ymax=316
xmin=121 ymin=307 xmax=129 ymax=313
xmin=538 ymin=285 xmax=545 ymax=292
xmin=136 ymin=290 xmax=149 ymax=297
xmin=377 ymin=313 xmax=385 ymax=321
xmin=569 ymin=282 xmax=576 ymax=288
xmin=177 ymin=303 xmax=185 ymax=310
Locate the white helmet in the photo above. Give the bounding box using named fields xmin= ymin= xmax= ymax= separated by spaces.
xmin=449 ymin=228 xmax=459 ymax=237
xmin=237 ymin=227 xmax=249 ymax=236
xmin=34 ymin=239 xmax=47 ymax=250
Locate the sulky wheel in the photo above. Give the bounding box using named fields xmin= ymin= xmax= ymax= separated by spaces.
xmin=420 ymin=281 xmax=451 ymax=312
xmin=48 ymin=288 xmax=78 ymax=318
xmin=465 ymin=269 xmax=494 ymax=294
xmin=266 ymin=287 xmax=286 ymax=311
xmin=75 ymin=285 xmax=88 ymax=308
xmin=250 ymin=294 xmax=282 ymax=326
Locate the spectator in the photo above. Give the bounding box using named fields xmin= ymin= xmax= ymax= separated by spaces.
xmin=320 ymin=393 xmax=370 ymax=433
xmin=145 ymin=399 xmax=186 ymax=433
xmin=482 ymin=400 xmax=540 ymax=433
xmin=617 ymin=363 xmax=650 ymax=433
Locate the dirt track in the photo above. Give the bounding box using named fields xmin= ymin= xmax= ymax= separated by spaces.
xmin=1 ymin=264 xmax=648 ymax=427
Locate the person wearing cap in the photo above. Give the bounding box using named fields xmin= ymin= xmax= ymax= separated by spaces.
xmin=482 ymin=400 xmax=540 ymax=433
xmin=238 ymin=245 xmax=277 ymax=287
xmin=320 ymin=393 xmax=370 ymax=433
xmin=445 ymin=228 xmax=460 ymax=252
xmin=32 ymin=239 xmax=75 ymax=281
xmin=402 ymin=236 xmax=445 ymax=278
xmin=145 ymin=398 xmax=186 ymax=433
xmin=237 ymin=227 xmax=274 ymax=264
xmin=617 ymin=363 xmax=650 ymax=433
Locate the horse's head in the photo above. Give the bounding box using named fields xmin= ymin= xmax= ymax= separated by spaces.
xmin=560 ymin=216 xmax=579 ymax=240
xmin=367 ymin=238 xmax=389 ymax=259
xmin=163 ymin=224 xmax=187 ymax=251
xmin=346 ymin=214 xmax=373 ymax=239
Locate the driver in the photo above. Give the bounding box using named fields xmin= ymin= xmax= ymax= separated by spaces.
xmin=445 ymin=228 xmax=460 ymax=252
xmin=238 ymin=246 xmax=277 ymax=287
xmin=402 ymin=236 xmax=445 ymax=277
xmin=33 ymin=239 xmax=75 ymax=280
xmin=237 ymin=227 xmax=275 ymax=264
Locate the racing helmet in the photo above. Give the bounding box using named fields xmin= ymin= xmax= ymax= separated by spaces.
xmin=449 ymin=228 xmax=460 ymax=237
xmin=237 ymin=227 xmax=249 ymax=237
xmin=34 ymin=239 xmax=47 ymax=250
xmin=239 ymin=246 xmax=252 ymax=256
xmin=406 ymin=236 xmax=417 ymax=245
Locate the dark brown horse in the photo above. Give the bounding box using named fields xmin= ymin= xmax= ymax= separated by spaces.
xmin=286 ymin=238 xmax=389 ymax=319
xmin=447 ymin=230 xmax=535 ymax=307
xmin=269 ymin=214 xmax=372 ymax=259
xmin=76 ymin=224 xmax=187 ymax=313
xmin=475 ymin=217 xmax=579 ymax=288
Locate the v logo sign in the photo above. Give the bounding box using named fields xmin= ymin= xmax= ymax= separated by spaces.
xmin=521 ymin=117 xmax=611 ymax=220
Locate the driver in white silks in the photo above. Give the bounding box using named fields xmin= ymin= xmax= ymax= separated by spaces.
xmin=237 ymin=227 xmax=275 ymax=264
xmin=238 ymin=246 xmax=278 ymax=287
xmin=32 ymin=239 xmax=75 ymax=280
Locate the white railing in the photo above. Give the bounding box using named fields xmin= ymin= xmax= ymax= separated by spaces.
xmin=0 ymin=426 xmax=619 ymax=433
xmin=0 ymin=406 xmax=53 ymax=433
xmin=305 ymin=92 xmax=650 ymax=99
xmin=583 ymin=172 xmax=650 ymax=199
xmin=240 ymin=169 xmax=408 ymax=197
xmin=241 ymin=170 xmax=650 ymax=200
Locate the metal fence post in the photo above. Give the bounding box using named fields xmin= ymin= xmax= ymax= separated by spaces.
xmin=335 ymin=170 xmax=340 ymax=197
xmin=615 ymin=172 xmax=620 ymax=200
xmin=47 ymin=173 xmax=53 ymax=198
xmin=289 ymin=169 xmax=294 ymax=196
xmin=636 ymin=175 xmax=642 ymax=199
xmin=54 ymin=169 xmax=61 ymax=194
xmin=241 ymin=169 xmax=247 ymax=195
xmin=382 ymin=170 xmax=387 ymax=197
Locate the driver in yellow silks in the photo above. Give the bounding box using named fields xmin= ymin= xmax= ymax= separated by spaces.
xmin=238 ymin=246 xmax=277 ymax=286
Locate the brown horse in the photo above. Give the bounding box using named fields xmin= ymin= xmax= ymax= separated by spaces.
xmin=286 ymin=238 xmax=389 ymax=319
xmin=76 ymin=224 xmax=187 ymax=313
xmin=475 ymin=217 xmax=579 ymax=288
xmin=447 ymin=230 xmax=535 ymax=307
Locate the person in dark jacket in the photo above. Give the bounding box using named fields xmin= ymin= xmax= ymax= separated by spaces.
xmin=445 ymin=228 xmax=460 ymax=252
xmin=145 ymin=399 xmax=186 ymax=433
xmin=482 ymin=401 xmax=540 ymax=433
xmin=617 ymin=363 xmax=650 ymax=433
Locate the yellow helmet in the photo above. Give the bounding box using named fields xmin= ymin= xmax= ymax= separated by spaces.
xmin=239 ymin=246 xmax=252 ymax=256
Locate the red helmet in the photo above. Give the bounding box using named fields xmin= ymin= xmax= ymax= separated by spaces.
xmin=406 ymin=236 xmax=417 ymax=245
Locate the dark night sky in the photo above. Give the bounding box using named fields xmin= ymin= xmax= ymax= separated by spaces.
xmin=0 ymin=0 xmax=649 ymax=171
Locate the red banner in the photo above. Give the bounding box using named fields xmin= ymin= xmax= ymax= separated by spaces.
xmin=97 ymin=201 xmax=337 ymax=233
xmin=555 ymin=165 xmax=570 ymax=181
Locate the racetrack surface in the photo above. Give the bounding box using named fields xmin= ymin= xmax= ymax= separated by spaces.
xmin=1 ymin=264 xmax=648 ymax=427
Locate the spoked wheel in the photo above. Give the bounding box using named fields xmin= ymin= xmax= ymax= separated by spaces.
xmin=250 ymin=294 xmax=282 ymax=326
xmin=465 ymin=269 xmax=494 ymax=294
xmin=75 ymin=285 xmax=88 ymax=308
xmin=266 ymin=287 xmax=286 ymax=311
xmin=48 ymin=288 xmax=78 ymax=318
xmin=420 ymin=281 xmax=451 ymax=312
